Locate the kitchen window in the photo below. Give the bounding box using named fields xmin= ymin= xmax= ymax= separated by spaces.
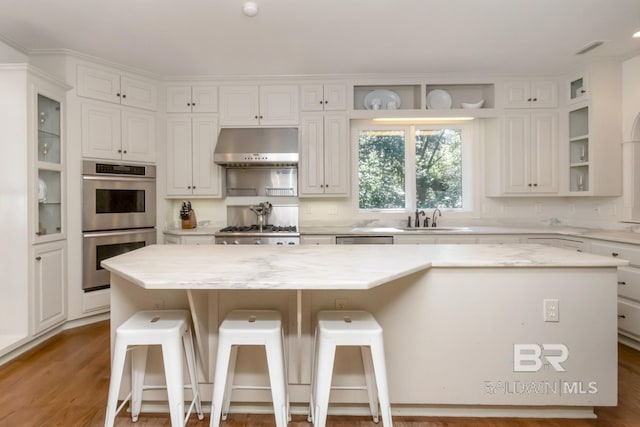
xmin=355 ymin=121 xmax=473 ymax=211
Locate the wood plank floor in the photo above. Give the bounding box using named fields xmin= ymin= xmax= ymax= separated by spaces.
xmin=1 ymin=320 xmax=639 ymax=427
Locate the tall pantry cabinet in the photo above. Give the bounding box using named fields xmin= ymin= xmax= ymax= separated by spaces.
xmin=0 ymin=64 xmax=70 ymax=357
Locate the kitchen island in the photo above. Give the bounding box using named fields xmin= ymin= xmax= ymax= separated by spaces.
xmin=103 ymin=244 xmax=626 ymax=418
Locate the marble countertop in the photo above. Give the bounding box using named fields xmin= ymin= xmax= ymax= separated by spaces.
xmin=164 ymin=225 xmax=640 ymax=245
xmin=101 ymin=244 xmax=626 ymax=291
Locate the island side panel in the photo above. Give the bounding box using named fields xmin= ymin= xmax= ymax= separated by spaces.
xmin=309 ymin=267 xmax=618 ymax=407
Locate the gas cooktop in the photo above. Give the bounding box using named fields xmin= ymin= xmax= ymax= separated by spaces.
xmin=217 ymin=225 xmax=298 ymax=234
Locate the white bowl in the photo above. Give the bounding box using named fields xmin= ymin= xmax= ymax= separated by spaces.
xmin=460 ymin=99 xmax=485 ymax=109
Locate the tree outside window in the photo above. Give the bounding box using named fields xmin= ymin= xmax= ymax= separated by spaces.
xmin=358 ymin=125 xmax=465 ymax=210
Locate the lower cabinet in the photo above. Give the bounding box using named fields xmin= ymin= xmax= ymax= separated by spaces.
xmin=32 ymin=240 xmax=67 ymax=335
xmin=301 ymin=235 xmax=336 ymax=245
xmin=163 ymin=234 xmax=215 ymax=245
xmin=590 ymin=240 xmax=640 ymax=343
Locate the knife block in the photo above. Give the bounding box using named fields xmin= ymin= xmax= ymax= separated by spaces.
xmin=181 ymin=210 xmax=197 ymax=229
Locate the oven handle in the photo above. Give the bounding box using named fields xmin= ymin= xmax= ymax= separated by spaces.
xmin=83 ymin=228 xmax=156 ymax=238
xmin=82 ymin=175 xmax=156 ymax=183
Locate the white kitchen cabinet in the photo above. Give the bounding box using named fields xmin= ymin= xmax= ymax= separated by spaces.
xmin=299 ymin=113 xmax=349 ymax=196
xmin=166 ymin=85 xmax=218 ymax=113
xmin=219 ymin=85 xmax=298 ymax=126
xmin=0 ymin=66 xmax=69 ymax=353
xmin=567 ymin=72 xmax=589 ymax=105
xmin=180 ymin=235 xmax=215 ymax=245
xmin=81 ymin=102 xmax=156 ymax=163
xmin=166 ymin=115 xmax=221 ymax=197
xmin=301 ymin=235 xmax=336 ymax=245
xmin=164 ymin=235 xmax=181 ymax=244
xmin=503 ymin=80 xmax=557 ymax=108
xmin=300 ymin=84 xmax=347 ymax=111
xmin=502 ymin=111 xmax=558 ymax=194
xmin=77 ymin=64 xmax=158 ymax=111
xmin=32 ymin=240 xmax=67 ymax=335
xmin=589 ymin=240 xmax=640 ymax=343
xmin=394 ymin=235 xmax=438 ymax=244
xmin=565 ymin=62 xmax=621 ymax=196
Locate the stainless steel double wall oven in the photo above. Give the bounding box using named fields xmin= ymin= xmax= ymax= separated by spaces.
xmin=82 ymin=161 xmax=156 ymax=292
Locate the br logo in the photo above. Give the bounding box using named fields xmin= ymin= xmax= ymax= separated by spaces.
xmin=513 ymin=344 xmax=569 ymax=372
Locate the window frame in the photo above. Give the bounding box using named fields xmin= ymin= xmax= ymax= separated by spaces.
xmin=351 ymin=120 xmax=477 ymax=216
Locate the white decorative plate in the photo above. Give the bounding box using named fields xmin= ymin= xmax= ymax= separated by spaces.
xmin=364 ymin=89 xmax=401 ymax=110
xmin=426 ymin=89 xmax=452 ymax=109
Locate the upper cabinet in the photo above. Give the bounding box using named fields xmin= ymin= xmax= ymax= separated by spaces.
xmin=81 ymin=102 xmax=156 ymax=163
xmin=565 ymin=62 xmax=622 ymax=196
xmin=301 ymin=84 xmax=347 ymax=111
xmin=501 ymin=111 xmax=559 ymax=194
xmin=503 ymin=80 xmax=558 ymax=109
xmin=299 ymin=113 xmax=349 ymax=196
xmin=567 ymin=73 xmax=589 ymax=105
xmin=219 ymin=85 xmax=299 ymax=126
xmin=166 ymin=85 xmax=218 ymax=113
xmin=166 ymin=115 xmax=222 ymax=197
xmin=77 ymin=64 xmax=158 ymax=111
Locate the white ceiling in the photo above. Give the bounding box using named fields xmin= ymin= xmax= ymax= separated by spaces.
xmin=1 ymin=0 xmax=640 ymax=78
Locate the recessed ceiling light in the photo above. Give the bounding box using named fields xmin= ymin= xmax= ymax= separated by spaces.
xmin=633 ymin=30 xmax=640 ymax=38
xmin=243 ymin=2 xmax=258 ymax=17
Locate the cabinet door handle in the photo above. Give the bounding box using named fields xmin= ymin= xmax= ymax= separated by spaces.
xmin=319 ymin=100 xmax=323 ymax=105
xmin=580 ymin=89 xmax=586 ymax=94
xmin=254 ymin=115 xmax=258 ymax=119
xmin=527 ymin=98 xmax=532 ymax=102
xmin=187 ymin=186 xmax=191 ymax=189
xmin=532 ymin=98 xmax=537 ymax=102
xmin=122 ymin=94 xmax=127 ymax=98
xmin=116 ymin=93 xmax=121 ymax=97
xmin=618 ymin=314 xmax=626 ymax=319
xmin=35 ymin=231 xmax=42 ymax=236
xmin=618 ymin=281 xmax=626 ymax=285
xmin=527 ymin=183 xmax=532 ymax=187
xmin=259 ymin=115 xmax=263 ymax=119
xmin=320 ymin=184 xmax=324 ymax=188
xmin=324 ymin=100 xmax=328 ymax=104
xmin=117 ymin=149 xmax=122 ymax=153
xmin=35 ymin=256 xmax=42 ymax=261
xmin=123 ymin=150 xmax=127 ymax=154
xmin=612 ymin=252 xmax=619 ymax=257
xmin=192 ymin=103 xmax=195 ymax=106
xmin=533 ymin=183 xmax=538 ymax=187
xmin=187 ymin=103 xmax=191 ymax=106
xmin=192 ymin=186 xmax=196 ymax=189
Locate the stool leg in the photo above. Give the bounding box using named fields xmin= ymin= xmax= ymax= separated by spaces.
xmin=361 ymin=346 xmax=380 ymax=423
xmin=281 ymin=329 xmax=291 ymax=422
xmin=104 ymin=341 xmax=128 ymax=427
xmin=161 ymin=342 xmax=185 ymax=427
xmin=183 ymin=329 xmax=204 ymax=420
xmin=370 ymin=339 xmax=393 ymax=427
xmin=308 ymin=326 xmax=318 ymax=423
xmin=313 ymin=338 xmax=336 ymax=427
xmin=210 ymin=338 xmax=232 ymax=427
xmin=130 ymin=345 xmax=149 ymax=422
xmin=265 ymin=337 xmax=288 ymax=427
xmin=221 ymin=345 xmax=238 ymax=420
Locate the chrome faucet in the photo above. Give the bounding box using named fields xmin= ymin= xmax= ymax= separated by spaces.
xmin=431 ymin=208 xmax=442 ymax=227
xmin=414 ymin=209 xmax=425 ymax=227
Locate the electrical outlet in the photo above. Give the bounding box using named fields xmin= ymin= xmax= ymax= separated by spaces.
xmin=151 ymin=298 xmax=164 ymax=310
xmin=544 ymin=299 xmax=559 ymax=322
xmin=335 ymin=298 xmax=347 ymax=310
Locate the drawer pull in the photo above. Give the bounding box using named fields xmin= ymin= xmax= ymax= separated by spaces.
xmin=618 ymin=314 xmax=626 ymax=319
xmin=612 ymin=252 xmax=619 ymax=257
xmin=618 ymin=281 xmax=627 ymax=285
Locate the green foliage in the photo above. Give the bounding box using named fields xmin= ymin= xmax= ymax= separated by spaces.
xmin=358 ymin=128 xmax=462 ymax=210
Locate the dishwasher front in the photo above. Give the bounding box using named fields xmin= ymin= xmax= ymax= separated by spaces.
xmin=335 ymin=235 xmax=394 ymax=244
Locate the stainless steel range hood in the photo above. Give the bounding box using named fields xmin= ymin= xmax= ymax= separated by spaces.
xmin=214 ymin=128 xmax=299 ymax=166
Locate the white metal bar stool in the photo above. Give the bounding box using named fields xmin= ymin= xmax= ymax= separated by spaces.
xmin=210 ymin=310 xmax=289 ymax=427
xmin=308 ymin=310 xmax=393 ymax=427
xmin=104 ymin=310 xmax=204 ymax=427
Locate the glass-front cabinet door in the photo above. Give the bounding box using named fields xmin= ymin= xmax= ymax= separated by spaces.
xmin=35 ymin=93 xmax=64 ymax=241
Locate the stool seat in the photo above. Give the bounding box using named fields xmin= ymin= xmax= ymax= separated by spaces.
xmin=210 ymin=310 xmax=289 ymax=427
xmin=104 ymin=310 xmax=203 ymax=427
xmin=310 ymin=310 xmax=393 ymax=427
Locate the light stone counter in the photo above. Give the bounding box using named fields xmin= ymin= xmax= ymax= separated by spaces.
xmin=104 ymin=243 xmax=624 ymax=419
xmin=101 ymin=244 xmax=626 ymax=290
